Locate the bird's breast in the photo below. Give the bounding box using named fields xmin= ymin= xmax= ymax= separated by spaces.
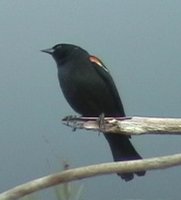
xmin=57 ymin=63 xmax=121 ymax=116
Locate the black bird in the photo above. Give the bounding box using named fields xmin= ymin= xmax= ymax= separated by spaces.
xmin=41 ymin=44 xmax=145 ymax=181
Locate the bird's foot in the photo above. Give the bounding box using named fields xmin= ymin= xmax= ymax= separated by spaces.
xmin=97 ymin=113 xmax=106 ymax=134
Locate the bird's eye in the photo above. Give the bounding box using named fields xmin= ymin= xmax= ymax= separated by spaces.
xmin=74 ymin=47 xmax=79 ymax=51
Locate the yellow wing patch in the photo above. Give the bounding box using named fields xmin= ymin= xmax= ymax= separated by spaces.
xmin=89 ymin=56 xmax=108 ymax=72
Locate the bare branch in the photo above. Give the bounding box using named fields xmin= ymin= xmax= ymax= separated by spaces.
xmin=1 ymin=153 xmax=181 ymax=200
xmin=62 ymin=116 xmax=181 ymax=135
xmin=1 ymin=116 xmax=180 ymax=200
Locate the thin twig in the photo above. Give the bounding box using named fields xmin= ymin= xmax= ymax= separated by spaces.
xmin=1 ymin=153 xmax=181 ymax=200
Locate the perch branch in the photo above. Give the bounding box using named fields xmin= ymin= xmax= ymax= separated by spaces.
xmin=62 ymin=116 xmax=181 ymax=135
xmin=1 ymin=153 xmax=181 ymax=200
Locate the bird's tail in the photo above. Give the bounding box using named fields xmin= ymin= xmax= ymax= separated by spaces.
xmin=104 ymin=133 xmax=146 ymax=181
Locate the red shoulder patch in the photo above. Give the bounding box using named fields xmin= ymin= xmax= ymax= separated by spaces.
xmin=89 ymin=56 xmax=108 ymax=72
xmin=89 ymin=56 xmax=104 ymax=67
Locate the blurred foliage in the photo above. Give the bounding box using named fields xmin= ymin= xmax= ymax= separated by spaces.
xmin=21 ymin=161 xmax=84 ymax=200
xmin=54 ymin=162 xmax=84 ymax=200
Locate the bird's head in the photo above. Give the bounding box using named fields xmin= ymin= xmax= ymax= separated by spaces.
xmin=41 ymin=43 xmax=81 ymax=64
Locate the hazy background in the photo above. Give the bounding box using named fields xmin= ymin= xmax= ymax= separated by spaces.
xmin=0 ymin=1 xmax=181 ymax=199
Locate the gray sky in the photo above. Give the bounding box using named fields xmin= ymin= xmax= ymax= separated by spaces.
xmin=0 ymin=1 xmax=181 ymax=199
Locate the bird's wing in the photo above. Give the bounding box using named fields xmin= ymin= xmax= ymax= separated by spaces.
xmin=89 ymin=55 xmax=125 ymax=116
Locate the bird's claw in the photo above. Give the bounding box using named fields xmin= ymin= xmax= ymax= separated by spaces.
xmin=97 ymin=113 xmax=106 ymax=133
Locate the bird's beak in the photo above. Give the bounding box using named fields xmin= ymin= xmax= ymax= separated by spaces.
xmin=41 ymin=48 xmax=54 ymax=55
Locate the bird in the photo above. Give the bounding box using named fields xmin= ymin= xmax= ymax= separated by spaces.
xmin=41 ymin=43 xmax=145 ymax=181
